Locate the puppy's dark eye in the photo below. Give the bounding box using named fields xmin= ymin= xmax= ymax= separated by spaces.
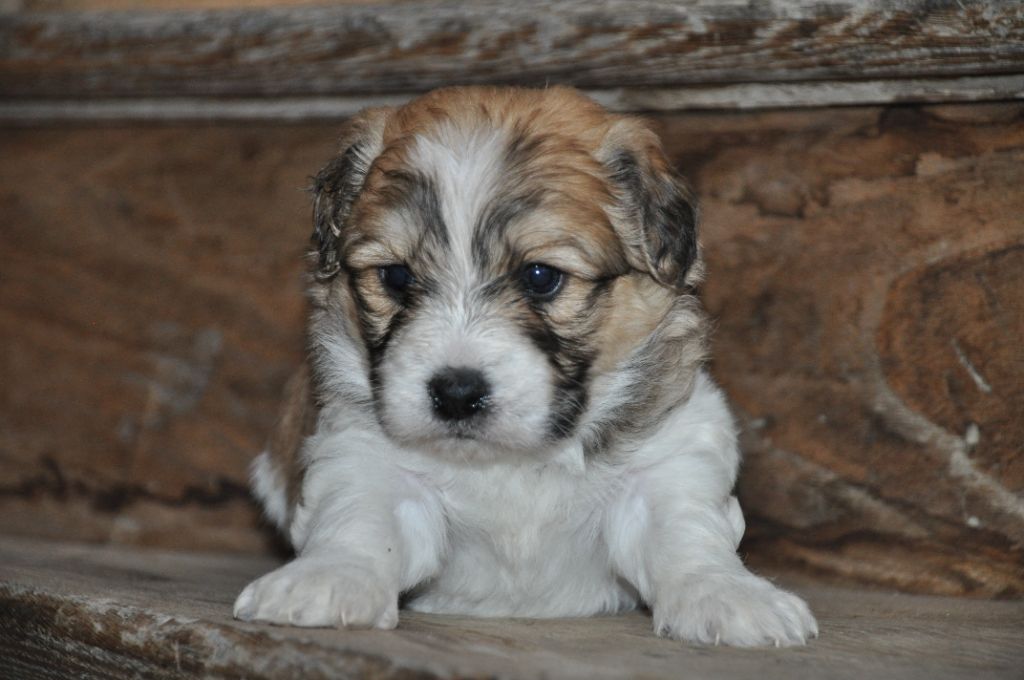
xmin=379 ymin=264 xmax=414 ymax=295
xmin=521 ymin=263 xmax=563 ymax=300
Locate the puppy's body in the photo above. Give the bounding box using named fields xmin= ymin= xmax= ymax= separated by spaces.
xmin=235 ymin=87 xmax=817 ymax=646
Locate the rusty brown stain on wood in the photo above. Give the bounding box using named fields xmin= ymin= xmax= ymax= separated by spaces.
xmin=683 ymin=102 xmax=1024 ymax=597
xmin=0 ymin=1 xmax=1022 ymax=99
xmin=0 ymin=125 xmax=322 ymax=553
xmin=877 ymin=244 xmax=1024 ymax=495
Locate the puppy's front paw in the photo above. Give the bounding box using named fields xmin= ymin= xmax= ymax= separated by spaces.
xmin=654 ymin=573 xmax=817 ymax=647
xmin=233 ymin=556 xmax=398 ymax=629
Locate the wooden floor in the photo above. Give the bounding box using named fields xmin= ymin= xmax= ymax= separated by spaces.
xmin=0 ymin=537 xmax=1021 ymax=680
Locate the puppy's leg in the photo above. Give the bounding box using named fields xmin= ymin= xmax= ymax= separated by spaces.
xmin=234 ymin=431 xmax=447 ymax=629
xmin=606 ymin=452 xmax=817 ymax=647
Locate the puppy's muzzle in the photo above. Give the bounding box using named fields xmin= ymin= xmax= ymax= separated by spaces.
xmin=428 ymin=367 xmax=490 ymax=422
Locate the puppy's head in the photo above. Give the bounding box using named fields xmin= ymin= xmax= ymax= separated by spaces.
xmin=309 ymin=87 xmax=704 ymax=458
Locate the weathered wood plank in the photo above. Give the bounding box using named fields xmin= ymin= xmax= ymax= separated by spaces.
xmin=18 ymin=0 xmax=403 ymax=9
xmin=1 ymin=537 xmax=1022 ymax=680
xmin=2 ymin=74 xmax=1023 ymax=123
xmin=1 ymin=0 xmax=1022 ymax=103
xmin=0 ymin=124 xmax=321 ymax=554
xmin=681 ymin=103 xmax=1024 ymax=597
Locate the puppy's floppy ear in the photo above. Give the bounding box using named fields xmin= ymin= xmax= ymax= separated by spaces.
xmin=601 ymin=118 xmax=699 ymax=291
xmin=311 ymin=107 xmax=393 ymax=281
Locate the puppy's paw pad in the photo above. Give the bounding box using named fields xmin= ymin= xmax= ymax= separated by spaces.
xmin=232 ymin=557 xmax=398 ymax=629
xmin=655 ymin=574 xmax=817 ymax=647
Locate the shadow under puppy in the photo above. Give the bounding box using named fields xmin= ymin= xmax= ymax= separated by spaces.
xmin=234 ymin=86 xmax=817 ymax=646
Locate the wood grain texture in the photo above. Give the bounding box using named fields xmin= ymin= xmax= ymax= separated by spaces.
xmin=1 ymin=0 xmax=1022 ymax=102
xmin=0 ymin=125 xmax=329 ymax=553
xmin=16 ymin=0 xmax=403 ymax=10
xmin=3 ymin=73 xmax=1024 ymax=124
xmin=679 ymin=102 xmax=1024 ymax=597
xmin=1 ymin=536 xmax=1022 ymax=680
xmin=1 ymin=101 xmax=1023 ymax=594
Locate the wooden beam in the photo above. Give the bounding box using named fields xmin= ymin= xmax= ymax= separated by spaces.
xmin=2 ymin=75 xmax=1022 ymax=122
xmin=1 ymin=0 xmax=1022 ymax=104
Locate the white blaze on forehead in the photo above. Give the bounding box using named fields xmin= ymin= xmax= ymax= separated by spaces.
xmin=375 ymin=124 xmax=558 ymax=452
xmin=407 ymin=122 xmax=510 ymax=279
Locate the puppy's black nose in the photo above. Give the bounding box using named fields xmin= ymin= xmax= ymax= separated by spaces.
xmin=428 ymin=367 xmax=490 ymax=422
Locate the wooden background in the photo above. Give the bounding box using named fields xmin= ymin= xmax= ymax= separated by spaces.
xmin=1 ymin=0 xmax=1022 ymax=598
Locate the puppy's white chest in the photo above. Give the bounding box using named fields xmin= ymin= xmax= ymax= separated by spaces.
xmin=446 ymin=465 xmax=589 ymax=556
xmin=405 ymin=461 xmax=636 ymax=617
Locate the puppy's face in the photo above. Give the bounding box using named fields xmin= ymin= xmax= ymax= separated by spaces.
xmin=310 ymin=88 xmax=701 ymax=457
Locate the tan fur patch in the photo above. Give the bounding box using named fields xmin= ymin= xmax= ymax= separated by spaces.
xmin=593 ymin=274 xmax=677 ymax=374
xmin=266 ymin=363 xmax=316 ymax=511
xmin=346 ymin=87 xmax=623 ymax=263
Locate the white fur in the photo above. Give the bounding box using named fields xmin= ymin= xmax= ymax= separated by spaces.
xmin=236 ymin=372 xmax=817 ymax=645
xmin=408 ymin=123 xmax=508 ymax=274
xmin=377 ymin=298 xmax=556 ymax=454
xmin=250 ymin=450 xmax=289 ymax=529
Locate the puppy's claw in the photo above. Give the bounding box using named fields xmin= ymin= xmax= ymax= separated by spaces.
xmin=233 ymin=557 xmax=398 ymax=629
xmin=232 ymin=583 xmax=256 ymax=621
xmin=653 ymin=573 xmax=817 ymax=648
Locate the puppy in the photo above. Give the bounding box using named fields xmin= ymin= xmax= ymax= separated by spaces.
xmin=233 ymin=86 xmax=817 ymax=646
